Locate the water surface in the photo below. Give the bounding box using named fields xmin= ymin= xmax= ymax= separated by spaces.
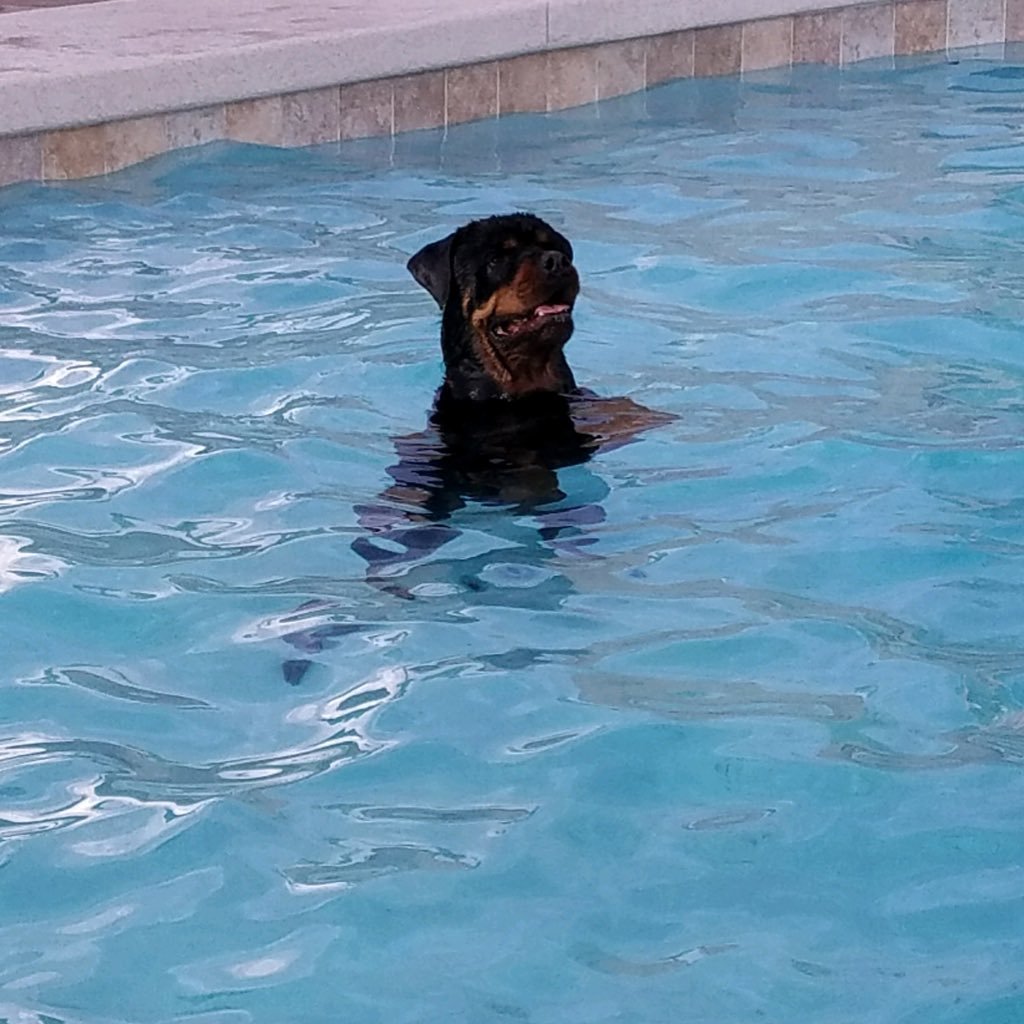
xmin=3 ymin=52 xmax=1024 ymax=1024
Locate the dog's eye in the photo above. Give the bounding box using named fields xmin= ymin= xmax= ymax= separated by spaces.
xmin=486 ymin=256 xmax=504 ymax=276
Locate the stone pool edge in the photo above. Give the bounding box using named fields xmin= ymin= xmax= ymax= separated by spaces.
xmin=0 ymin=0 xmax=1021 ymax=186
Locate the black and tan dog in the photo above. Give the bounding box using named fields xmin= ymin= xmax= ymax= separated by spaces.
xmin=281 ymin=214 xmax=668 ymax=681
xmin=354 ymin=212 xmax=670 ymax=554
xmin=408 ymin=211 xmax=581 ymax=402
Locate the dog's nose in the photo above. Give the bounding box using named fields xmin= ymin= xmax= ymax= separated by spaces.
xmin=541 ymin=250 xmax=571 ymax=276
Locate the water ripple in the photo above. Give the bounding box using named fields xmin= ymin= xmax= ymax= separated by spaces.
xmin=0 ymin=666 xmax=408 ymax=850
xmin=2 ymin=54 xmax=1024 ymax=1024
xmin=21 ymin=666 xmax=212 ymax=710
xmin=283 ymin=844 xmax=479 ymax=893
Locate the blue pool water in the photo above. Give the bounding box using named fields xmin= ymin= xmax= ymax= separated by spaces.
xmin=3 ymin=51 xmax=1024 ymax=1023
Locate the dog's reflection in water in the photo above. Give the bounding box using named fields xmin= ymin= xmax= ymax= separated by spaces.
xmin=281 ymin=214 xmax=670 ymax=683
xmin=281 ymin=390 xmax=666 ymax=683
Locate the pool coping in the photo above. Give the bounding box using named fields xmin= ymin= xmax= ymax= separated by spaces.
xmin=1 ymin=0 xmax=1022 ymax=185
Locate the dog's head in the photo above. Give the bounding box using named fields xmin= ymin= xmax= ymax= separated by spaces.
xmin=408 ymin=213 xmax=581 ymax=400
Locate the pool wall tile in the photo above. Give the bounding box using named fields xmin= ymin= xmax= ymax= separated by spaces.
xmin=2 ymin=0 xmax=1021 ymax=187
xmin=165 ymin=105 xmax=227 ymax=149
xmin=41 ymin=124 xmax=107 ymax=179
xmin=0 ymin=133 xmax=41 ymax=186
xmin=497 ymin=52 xmax=550 ymax=114
xmin=842 ymin=2 xmax=896 ymax=63
xmin=645 ymin=30 xmax=695 ymax=84
xmin=694 ymin=23 xmax=743 ymax=76
xmin=105 ymin=114 xmax=170 ymax=172
xmin=742 ymin=16 xmax=795 ymax=70
xmin=446 ymin=62 xmax=498 ymax=125
xmin=225 ymin=97 xmax=284 ymax=145
xmin=339 ymin=79 xmax=394 ymax=140
xmin=793 ymin=9 xmax=843 ymax=62
xmin=393 ymin=70 xmax=446 ymax=133
xmin=1008 ymin=0 xmax=1024 ymax=39
xmin=547 ymin=46 xmax=598 ymax=109
xmin=895 ymin=0 xmax=948 ymax=53
xmin=948 ymin=0 xmax=1006 ymax=46
xmin=595 ymin=38 xmax=647 ymax=99
xmin=280 ymin=87 xmax=341 ymax=146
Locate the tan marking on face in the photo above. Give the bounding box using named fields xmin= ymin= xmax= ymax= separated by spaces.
xmin=468 ymin=289 xmax=504 ymax=340
xmin=467 ymin=265 xmax=542 ymax=341
xmin=468 ymin=287 xmax=567 ymax=396
xmin=486 ymin=261 xmax=548 ymax=319
xmin=464 ymin=255 xmax=577 ymax=397
xmin=473 ymin=322 xmax=564 ymax=395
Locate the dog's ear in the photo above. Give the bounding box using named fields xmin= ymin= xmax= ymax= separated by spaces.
xmin=407 ymin=234 xmax=453 ymax=308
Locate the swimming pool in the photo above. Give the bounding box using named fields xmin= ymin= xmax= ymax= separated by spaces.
xmin=2 ymin=51 xmax=1024 ymax=1023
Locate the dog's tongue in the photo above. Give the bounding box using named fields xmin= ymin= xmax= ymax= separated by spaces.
xmin=496 ymin=304 xmax=572 ymax=337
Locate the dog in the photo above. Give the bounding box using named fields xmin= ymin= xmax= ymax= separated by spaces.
xmin=408 ymin=211 xmax=582 ymax=403
xmin=280 ymin=213 xmax=670 ymax=682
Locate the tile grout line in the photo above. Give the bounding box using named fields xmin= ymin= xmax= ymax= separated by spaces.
xmin=442 ymin=67 xmax=449 ymax=139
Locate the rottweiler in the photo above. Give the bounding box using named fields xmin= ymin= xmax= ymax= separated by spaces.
xmin=280 ymin=213 xmax=669 ymax=682
xmin=408 ymin=211 xmax=581 ymax=402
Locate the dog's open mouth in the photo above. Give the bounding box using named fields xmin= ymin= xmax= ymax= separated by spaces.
xmin=493 ymin=304 xmax=573 ymax=338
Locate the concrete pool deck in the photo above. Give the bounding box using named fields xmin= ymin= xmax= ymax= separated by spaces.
xmin=0 ymin=0 xmax=1022 ymax=185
